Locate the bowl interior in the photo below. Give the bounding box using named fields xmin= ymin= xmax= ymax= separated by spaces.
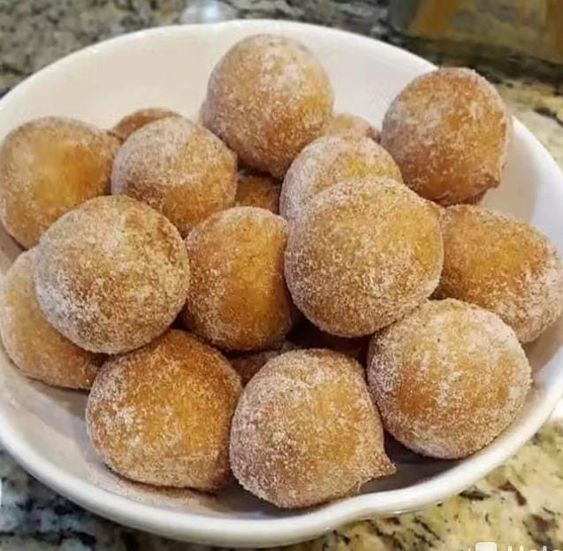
xmin=0 ymin=20 xmax=562 ymax=547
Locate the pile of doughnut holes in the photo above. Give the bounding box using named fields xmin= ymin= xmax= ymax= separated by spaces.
xmin=0 ymin=34 xmax=562 ymax=509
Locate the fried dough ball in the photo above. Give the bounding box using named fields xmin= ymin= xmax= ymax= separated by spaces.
xmin=0 ymin=117 xmax=119 ymax=248
xmin=201 ymin=34 xmax=333 ymax=177
xmin=230 ymin=349 xmax=395 ymax=508
xmin=381 ymin=68 xmax=511 ymax=205
xmin=285 ymin=179 xmax=443 ymax=337
xmin=0 ymin=249 xmax=102 ymax=389
xmin=324 ymin=113 xmax=379 ymax=141
xmin=111 ymin=107 xmax=179 ymax=141
xmin=235 ymin=171 xmax=280 ymax=213
xmin=280 ymin=135 xmax=402 ymax=221
xmin=86 ymin=330 xmax=241 ymax=490
xmin=368 ymin=299 xmax=531 ymax=459
xmin=111 ymin=116 xmax=237 ymax=236
xmin=182 ymin=207 xmax=296 ymax=351
xmin=35 ymin=196 xmax=190 ymax=354
xmin=436 ymin=205 xmax=563 ymax=342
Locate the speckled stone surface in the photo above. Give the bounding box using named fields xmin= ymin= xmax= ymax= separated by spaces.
xmin=1 ymin=1 xmax=563 ymax=550
xmin=1 ymin=425 xmax=561 ymax=550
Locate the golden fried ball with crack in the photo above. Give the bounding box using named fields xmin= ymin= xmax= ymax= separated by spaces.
xmin=230 ymin=349 xmax=395 ymax=508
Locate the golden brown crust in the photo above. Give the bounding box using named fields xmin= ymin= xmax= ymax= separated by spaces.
xmin=111 ymin=107 xmax=179 ymax=141
xmin=368 ymin=299 xmax=531 ymax=459
xmin=285 ymin=179 xmax=443 ymax=336
xmin=280 ymin=134 xmax=402 ymax=221
xmin=0 ymin=117 xmax=119 ymax=248
xmin=381 ymin=68 xmax=511 ymax=205
xmin=0 ymin=249 xmax=102 ymax=389
xmin=182 ymin=207 xmax=296 ymax=351
xmin=86 ymin=329 xmax=241 ymax=490
xmin=111 ymin=117 xmax=237 ymax=236
xmin=235 ymin=171 xmax=280 ymax=213
xmin=201 ymin=34 xmax=333 ymax=177
xmin=230 ymin=349 xmax=395 ymax=508
xmin=436 ymin=205 xmax=563 ymax=342
xmin=35 ymin=196 xmax=190 ymax=354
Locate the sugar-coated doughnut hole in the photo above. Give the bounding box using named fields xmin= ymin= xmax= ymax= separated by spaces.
xmin=368 ymin=299 xmax=531 ymax=459
xmin=235 ymin=171 xmax=280 ymax=213
xmin=324 ymin=113 xmax=379 ymax=141
xmin=0 ymin=249 xmax=102 ymax=389
xmin=280 ymin=135 xmax=402 ymax=221
xmin=436 ymin=205 xmax=563 ymax=342
xmin=201 ymin=34 xmax=333 ymax=177
xmin=285 ymin=179 xmax=443 ymax=337
xmin=86 ymin=330 xmax=241 ymax=490
xmin=0 ymin=117 xmax=119 ymax=248
xmin=381 ymin=68 xmax=511 ymax=205
xmin=111 ymin=116 xmax=237 ymax=236
xmin=182 ymin=206 xmax=296 ymax=351
xmin=230 ymin=349 xmax=395 ymax=508
xmin=111 ymin=107 xmax=179 ymax=141
xmin=35 ymin=196 xmax=190 ymax=354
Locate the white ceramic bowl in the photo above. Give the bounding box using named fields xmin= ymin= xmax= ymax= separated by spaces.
xmin=0 ymin=19 xmax=562 ymax=549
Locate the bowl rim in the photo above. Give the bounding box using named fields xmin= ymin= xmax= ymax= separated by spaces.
xmin=1 ymin=19 xmax=562 ymax=548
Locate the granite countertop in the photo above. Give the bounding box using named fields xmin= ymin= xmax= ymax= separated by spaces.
xmin=1 ymin=1 xmax=563 ymax=550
